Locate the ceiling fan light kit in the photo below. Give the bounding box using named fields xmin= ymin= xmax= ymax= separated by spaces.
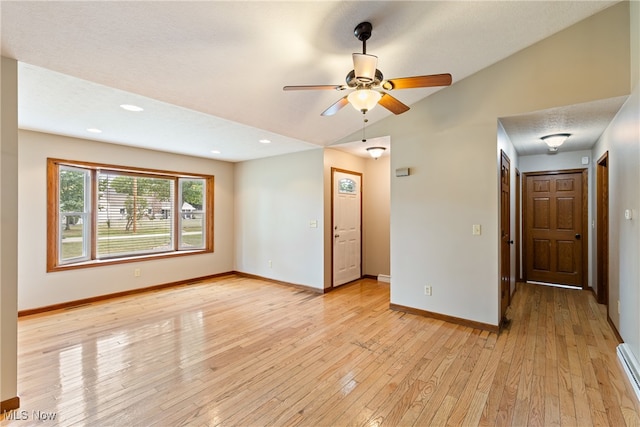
xmin=283 ymin=21 xmax=452 ymax=117
xmin=348 ymin=89 xmax=382 ymax=113
xmin=352 ymin=53 xmax=378 ymax=83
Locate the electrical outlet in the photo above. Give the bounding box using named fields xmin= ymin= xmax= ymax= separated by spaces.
xmin=472 ymin=224 xmax=481 ymax=235
xmin=424 ymin=285 xmax=432 ymax=296
xmin=134 ymin=268 xmax=141 ymax=277
xmin=268 ymin=260 xmax=272 ymax=268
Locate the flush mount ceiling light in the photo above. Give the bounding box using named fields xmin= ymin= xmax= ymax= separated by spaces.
xmin=366 ymin=146 xmax=386 ymax=159
xmin=259 ymin=139 xmax=271 ymax=144
xmin=120 ymin=104 xmax=144 ymax=112
xmin=210 ymin=150 xmax=221 ymax=154
xmin=541 ymin=133 xmax=570 ymax=152
xmin=348 ymin=89 xmax=382 ymax=113
xmin=86 ymin=128 xmax=102 ymax=134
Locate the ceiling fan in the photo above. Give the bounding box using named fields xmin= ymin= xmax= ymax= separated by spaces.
xmin=283 ymin=21 xmax=452 ymax=116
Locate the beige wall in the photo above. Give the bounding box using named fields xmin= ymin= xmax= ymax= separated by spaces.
xmin=1 ymin=56 xmax=19 ymax=406
xmin=363 ymin=154 xmax=390 ymax=278
xmin=234 ymin=149 xmax=325 ymax=289
xmin=323 ymin=148 xmax=391 ymax=288
xmin=338 ymin=2 xmax=631 ymax=326
xmin=18 ymin=130 xmax=235 ymax=310
xmin=323 ymin=149 xmax=366 ymax=289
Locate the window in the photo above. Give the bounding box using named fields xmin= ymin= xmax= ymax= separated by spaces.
xmin=48 ymin=159 xmax=214 ymax=271
xmin=338 ymin=178 xmax=357 ymax=194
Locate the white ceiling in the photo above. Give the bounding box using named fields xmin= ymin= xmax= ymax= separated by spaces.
xmin=0 ymin=1 xmax=621 ymax=162
xmin=500 ymin=96 xmax=628 ymax=156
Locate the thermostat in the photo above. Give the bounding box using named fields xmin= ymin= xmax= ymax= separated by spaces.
xmin=395 ymin=167 xmax=410 ymax=177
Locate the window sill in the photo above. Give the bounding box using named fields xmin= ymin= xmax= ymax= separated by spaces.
xmin=47 ymin=249 xmax=211 ymax=273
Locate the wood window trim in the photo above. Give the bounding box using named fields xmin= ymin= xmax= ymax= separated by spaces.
xmin=47 ymin=158 xmax=214 ymax=272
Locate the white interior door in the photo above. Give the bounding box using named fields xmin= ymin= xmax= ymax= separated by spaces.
xmin=333 ymin=170 xmax=362 ymax=287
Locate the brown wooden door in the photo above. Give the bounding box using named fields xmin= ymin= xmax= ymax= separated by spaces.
xmin=596 ymin=153 xmax=609 ymax=306
xmin=524 ymin=171 xmax=586 ymax=287
xmin=500 ymin=151 xmax=511 ymax=322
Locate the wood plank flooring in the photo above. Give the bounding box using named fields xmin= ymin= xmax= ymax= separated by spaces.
xmin=2 ymin=275 xmax=639 ymax=426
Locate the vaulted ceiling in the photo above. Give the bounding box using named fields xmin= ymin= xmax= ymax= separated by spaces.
xmin=1 ymin=1 xmax=621 ymax=161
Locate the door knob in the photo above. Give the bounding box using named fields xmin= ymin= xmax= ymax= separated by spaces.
xmin=575 ymin=233 xmax=581 ymax=239
xmin=508 ymin=240 xmax=514 ymax=245
xmin=334 ymin=234 xmax=340 ymax=238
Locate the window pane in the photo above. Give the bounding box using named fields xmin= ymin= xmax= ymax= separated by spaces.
xmin=97 ymin=172 xmax=174 ymax=258
xmin=179 ymin=178 xmax=205 ymax=250
xmin=339 ymin=178 xmax=357 ymax=194
xmin=48 ymin=158 xmax=214 ymax=271
xmin=59 ymin=166 xmax=90 ymax=263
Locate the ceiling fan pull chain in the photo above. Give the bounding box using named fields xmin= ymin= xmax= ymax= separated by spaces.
xmin=362 ymin=117 xmax=368 ymax=142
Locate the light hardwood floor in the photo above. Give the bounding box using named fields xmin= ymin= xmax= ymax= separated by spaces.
xmin=2 ymin=275 xmax=640 ymax=426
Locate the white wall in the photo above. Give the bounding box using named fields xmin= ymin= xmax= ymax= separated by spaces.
xmin=518 ymin=149 xmax=592 ymax=173
xmin=234 ymin=149 xmax=325 ymax=289
xmin=18 ymin=130 xmax=235 ymax=310
xmin=337 ymin=2 xmax=630 ymax=327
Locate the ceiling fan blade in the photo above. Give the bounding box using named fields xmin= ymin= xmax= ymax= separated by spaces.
xmin=321 ymin=96 xmax=350 ymax=116
xmin=283 ymin=85 xmax=344 ymax=91
xmin=378 ymin=93 xmax=410 ymax=115
xmin=383 ymin=73 xmax=452 ymax=90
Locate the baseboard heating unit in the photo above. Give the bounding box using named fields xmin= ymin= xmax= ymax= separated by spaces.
xmin=617 ymin=343 xmax=640 ymax=402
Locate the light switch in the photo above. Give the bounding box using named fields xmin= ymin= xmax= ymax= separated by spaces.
xmin=472 ymin=224 xmax=481 ymax=235
xmin=309 ymin=220 xmax=318 ymax=228
xmin=625 ymin=209 xmax=633 ymax=220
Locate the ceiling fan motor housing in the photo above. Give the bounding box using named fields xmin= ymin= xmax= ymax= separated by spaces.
xmin=346 ymin=69 xmax=384 ymax=88
xmin=283 ymin=19 xmax=452 ymax=116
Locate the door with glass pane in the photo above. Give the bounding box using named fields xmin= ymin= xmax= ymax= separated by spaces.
xmin=332 ymin=169 xmax=362 ymax=287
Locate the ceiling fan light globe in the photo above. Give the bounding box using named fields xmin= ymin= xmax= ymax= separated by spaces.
xmin=348 ymin=89 xmax=381 ymax=112
xmin=353 ymin=53 xmax=378 ymax=83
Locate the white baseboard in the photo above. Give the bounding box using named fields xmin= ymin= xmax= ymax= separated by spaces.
xmin=617 ymin=343 xmax=640 ymax=402
xmin=377 ymin=274 xmax=391 ymax=283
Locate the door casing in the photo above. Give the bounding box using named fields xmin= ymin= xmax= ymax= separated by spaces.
xmin=500 ymin=151 xmax=511 ymax=324
xmin=596 ymin=153 xmax=609 ymax=307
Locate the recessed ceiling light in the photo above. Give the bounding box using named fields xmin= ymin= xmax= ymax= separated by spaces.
xmin=210 ymin=150 xmax=221 ymax=154
xmin=120 ymin=104 xmax=144 ymax=112
xmin=259 ymin=139 xmax=271 ymax=144
xmin=86 ymin=128 xmax=102 ymax=133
